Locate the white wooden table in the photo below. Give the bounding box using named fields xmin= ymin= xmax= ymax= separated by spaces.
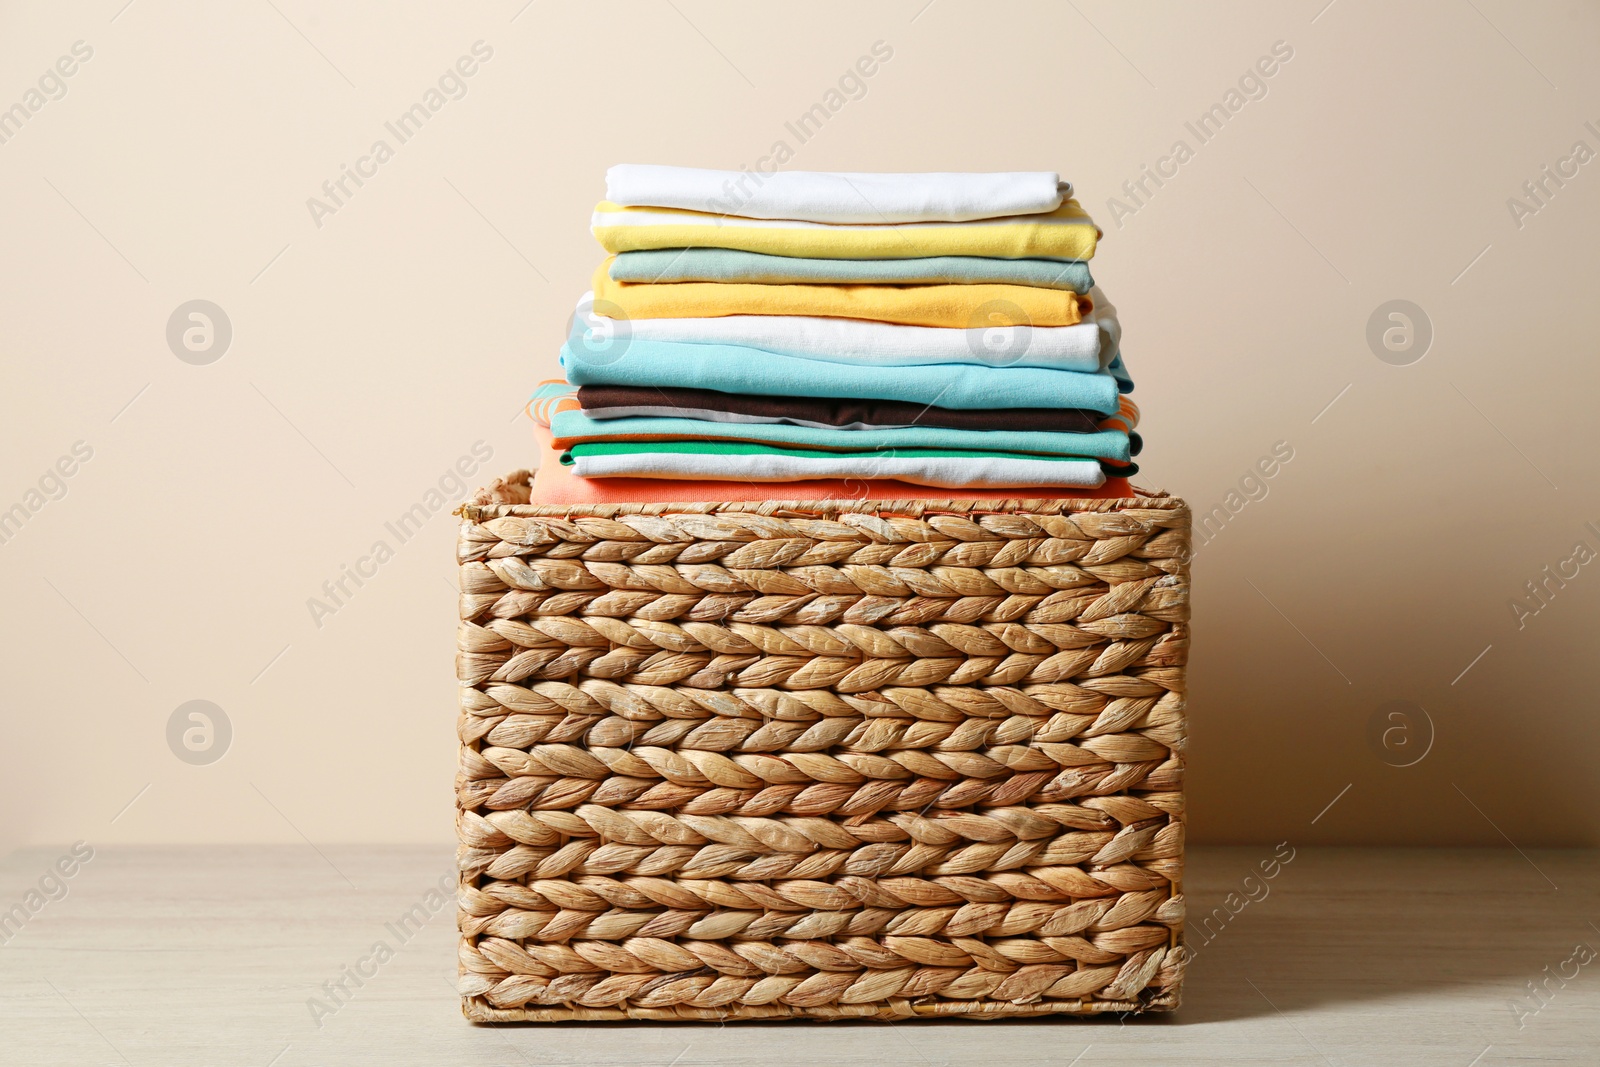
xmin=1 ymin=845 xmax=1593 ymax=1065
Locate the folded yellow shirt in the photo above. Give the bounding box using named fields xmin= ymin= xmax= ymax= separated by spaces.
xmin=590 ymin=200 xmax=1100 ymax=261
xmin=590 ymin=260 xmax=1087 ymax=328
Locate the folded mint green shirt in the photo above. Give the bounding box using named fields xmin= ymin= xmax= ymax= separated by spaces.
xmin=608 ymin=248 xmax=1094 ymax=292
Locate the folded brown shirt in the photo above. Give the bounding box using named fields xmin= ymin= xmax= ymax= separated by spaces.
xmin=576 ymin=384 xmax=1126 ymax=436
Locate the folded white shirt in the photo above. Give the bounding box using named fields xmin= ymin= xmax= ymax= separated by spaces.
xmin=566 ymin=449 xmax=1107 ymax=490
xmin=578 ymin=287 xmax=1119 ymax=372
xmin=603 ymin=164 xmax=1067 ymax=223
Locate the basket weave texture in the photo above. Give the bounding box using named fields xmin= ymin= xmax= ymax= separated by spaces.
xmin=455 ymin=472 xmax=1190 ymax=1021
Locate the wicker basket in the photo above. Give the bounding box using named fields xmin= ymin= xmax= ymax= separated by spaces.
xmin=454 ymin=471 xmax=1190 ymax=1022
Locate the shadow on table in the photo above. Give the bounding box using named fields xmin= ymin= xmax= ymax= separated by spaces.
xmin=1168 ymin=844 xmax=1585 ymax=1025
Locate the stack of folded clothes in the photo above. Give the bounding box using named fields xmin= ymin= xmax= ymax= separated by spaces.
xmin=527 ymin=165 xmax=1140 ymax=503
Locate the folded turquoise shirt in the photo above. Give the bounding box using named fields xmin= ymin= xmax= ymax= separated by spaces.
xmin=1108 ymin=352 xmax=1134 ymax=393
xmin=545 ymin=402 xmax=1131 ymax=463
xmin=609 ymin=248 xmax=1094 ymax=292
xmin=560 ymin=338 xmax=1123 ymax=414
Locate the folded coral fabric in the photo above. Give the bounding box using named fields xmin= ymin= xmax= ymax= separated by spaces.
xmin=591 ymin=201 xmax=1101 ymax=261
xmin=573 ymin=384 xmax=1140 ymax=436
xmin=591 ymin=261 xmax=1087 ymax=329
xmin=604 ymin=164 xmax=1068 ymax=223
xmin=527 ymin=421 xmax=1133 ymax=504
xmin=561 ymin=338 xmax=1125 ymax=413
xmin=575 ymin=291 xmax=1115 ymax=371
xmin=564 ymin=440 xmax=1109 ymax=489
xmin=609 ymin=249 xmax=1094 ymax=292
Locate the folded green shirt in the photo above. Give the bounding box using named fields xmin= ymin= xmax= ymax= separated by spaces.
xmin=559 ymin=439 xmax=1131 ymax=488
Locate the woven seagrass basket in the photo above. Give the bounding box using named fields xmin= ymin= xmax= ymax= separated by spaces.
xmin=454 ymin=471 xmax=1190 ymax=1022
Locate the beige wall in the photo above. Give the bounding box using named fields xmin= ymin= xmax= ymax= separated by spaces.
xmin=3 ymin=0 xmax=1597 ymax=852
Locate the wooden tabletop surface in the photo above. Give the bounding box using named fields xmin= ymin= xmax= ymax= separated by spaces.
xmin=1 ymin=845 xmax=1594 ymax=1065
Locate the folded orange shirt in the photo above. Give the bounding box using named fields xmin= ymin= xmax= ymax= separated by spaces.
xmin=527 ymin=422 xmax=1133 ymax=505
xmin=589 ymin=260 xmax=1087 ymax=329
